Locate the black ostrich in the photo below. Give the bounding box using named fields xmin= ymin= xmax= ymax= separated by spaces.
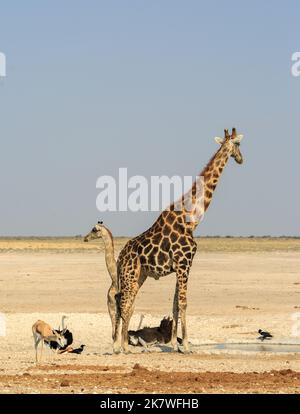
xmin=128 ymin=316 xmax=182 ymax=348
xmin=48 ymin=316 xmax=73 ymax=351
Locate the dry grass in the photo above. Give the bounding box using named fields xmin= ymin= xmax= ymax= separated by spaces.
xmin=0 ymin=237 xmax=299 ymax=253
xmin=197 ymin=237 xmax=300 ymax=252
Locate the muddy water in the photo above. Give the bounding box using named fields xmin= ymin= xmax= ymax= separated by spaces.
xmin=195 ymin=342 xmax=300 ymax=353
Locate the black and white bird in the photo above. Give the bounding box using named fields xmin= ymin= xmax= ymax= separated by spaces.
xmin=70 ymin=344 xmax=86 ymax=354
xmin=258 ymin=329 xmax=273 ymax=341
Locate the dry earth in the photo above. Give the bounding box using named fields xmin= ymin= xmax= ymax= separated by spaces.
xmin=0 ymin=237 xmax=300 ymax=393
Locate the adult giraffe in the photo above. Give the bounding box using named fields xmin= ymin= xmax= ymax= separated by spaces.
xmin=111 ymin=128 xmax=243 ymax=354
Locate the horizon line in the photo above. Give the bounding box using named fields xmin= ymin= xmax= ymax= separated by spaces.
xmin=0 ymin=235 xmax=299 ymax=239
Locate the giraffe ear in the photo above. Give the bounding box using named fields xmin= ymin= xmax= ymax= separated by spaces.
xmin=232 ymin=134 xmax=244 ymax=144
xmin=215 ymin=136 xmax=224 ymax=145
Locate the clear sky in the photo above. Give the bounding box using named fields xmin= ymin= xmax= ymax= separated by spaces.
xmin=0 ymin=0 xmax=299 ymax=237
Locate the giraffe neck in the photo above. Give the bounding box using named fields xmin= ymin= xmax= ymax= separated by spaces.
xmin=101 ymin=228 xmax=118 ymax=289
xmin=200 ymin=142 xmax=231 ymax=211
xmin=177 ymin=142 xmax=232 ymax=229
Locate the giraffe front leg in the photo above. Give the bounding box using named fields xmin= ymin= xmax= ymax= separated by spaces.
xmin=121 ymin=295 xmax=137 ymax=354
xmin=175 ymin=267 xmax=190 ymax=354
xmin=171 ymin=282 xmax=179 ymax=352
xmin=113 ymin=292 xmax=135 ymax=354
xmin=179 ymin=298 xmax=190 ymax=354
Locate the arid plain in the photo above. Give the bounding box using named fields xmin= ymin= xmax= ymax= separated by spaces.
xmin=1 ymin=237 xmax=300 ymax=393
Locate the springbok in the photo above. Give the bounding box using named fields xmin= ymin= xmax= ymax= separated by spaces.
xmin=32 ymin=320 xmax=66 ymax=363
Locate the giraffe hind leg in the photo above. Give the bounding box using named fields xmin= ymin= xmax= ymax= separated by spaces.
xmin=120 ymin=262 xmax=142 ymax=354
xmin=113 ymin=292 xmax=122 ymax=354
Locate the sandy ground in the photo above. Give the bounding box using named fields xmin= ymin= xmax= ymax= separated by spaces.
xmin=0 ymin=237 xmax=300 ymax=393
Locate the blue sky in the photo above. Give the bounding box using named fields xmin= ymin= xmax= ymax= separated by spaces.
xmin=0 ymin=1 xmax=299 ymax=236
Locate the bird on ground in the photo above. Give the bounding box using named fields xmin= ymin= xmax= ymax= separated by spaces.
xmin=258 ymin=329 xmax=273 ymax=341
xmin=70 ymin=344 xmax=86 ymax=354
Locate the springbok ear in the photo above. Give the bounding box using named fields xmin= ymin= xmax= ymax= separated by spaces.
xmin=232 ymin=134 xmax=244 ymax=144
xmin=215 ymin=136 xmax=224 ymax=145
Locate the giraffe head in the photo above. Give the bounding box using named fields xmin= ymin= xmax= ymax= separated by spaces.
xmin=84 ymin=221 xmax=107 ymax=242
xmin=215 ymin=128 xmax=244 ymax=164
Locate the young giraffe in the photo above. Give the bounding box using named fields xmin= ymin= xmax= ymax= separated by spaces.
xmin=114 ymin=128 xmax=244 ymax=354
xmin=84 ymin=222 xmax=119 ymax=341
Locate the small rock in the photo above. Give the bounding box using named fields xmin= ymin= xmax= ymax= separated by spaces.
xmin=60 ymin=380 xmax=70 ymax=387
